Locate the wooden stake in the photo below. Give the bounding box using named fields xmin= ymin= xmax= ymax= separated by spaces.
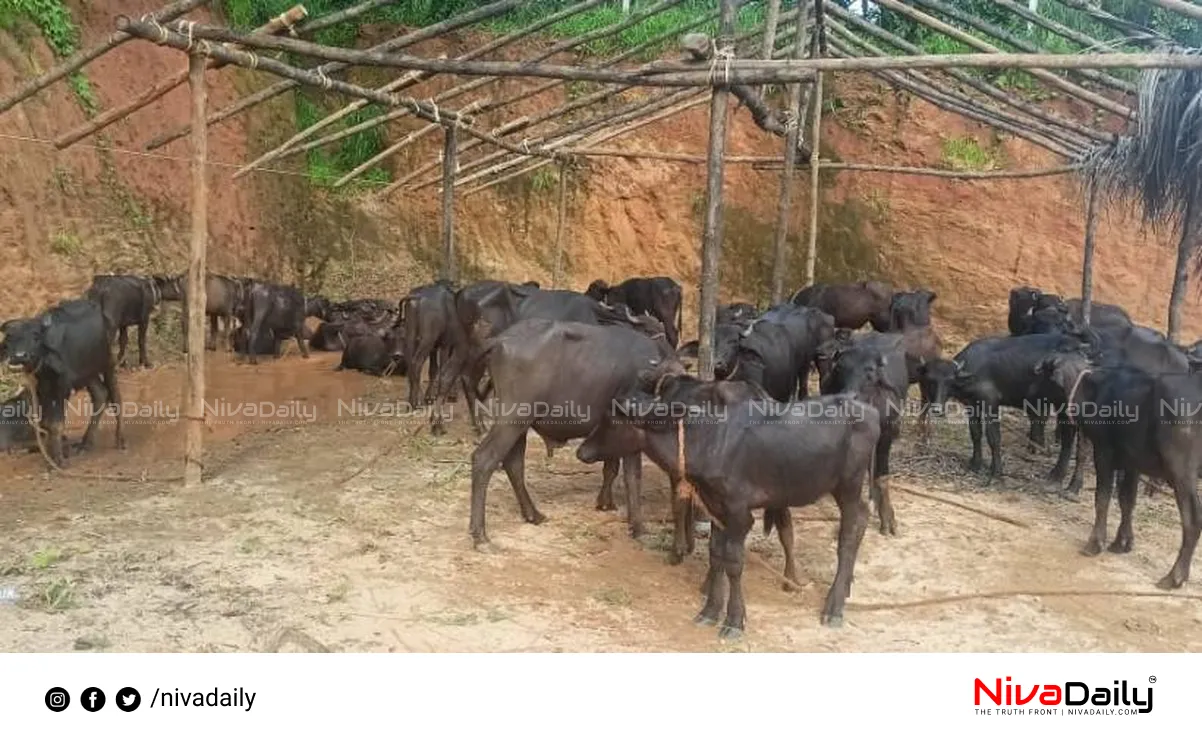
xmin=441 ymin=125 xmax=458 ymax=283
xmin=697 ymin=0 xmax=738 ymax=382
xmin=1080 ymin=180 xmax=1098 ymax=328
xmin=552 ymin=160 xmax=569 ymax=289
xmin=0 ymin=0 xmax=212 ymax=117
xmin=1167 ymin=200 xmax=1196 ymax=343
xmin=760 ymin=0 xmax=783 ymax=99
xmin=184 ymin=52 xmax=208 ymax=489
xmin=772 ymin=3 xmax=809 ymax=305
xmin=805 ymin=1 xmax=825 ymax=288
xmin=54 ymin=6 xmax=308 ymax=151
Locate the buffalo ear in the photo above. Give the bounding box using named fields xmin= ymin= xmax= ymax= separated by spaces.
xmin=926 ymin=291 xmax=937 ymax=303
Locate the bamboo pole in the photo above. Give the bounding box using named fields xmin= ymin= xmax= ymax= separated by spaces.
xmin=771 ymin=2 xmax=809 ymax=305
xmin=760 ymin=0 xmax=783 ymax=99
xmin=1143 ymin=0 xmax=1202 ymax=23
xmin=828 ymin=32 xmax=1091 ymax=153
xmin=55 ymin=6 xmax=309 ymax=150
xmin=1080 ymin=180 xmax=1098 ymax=328
xmin=288 ymin=3 xmax=728 ymax=170
xmin=140 ymin=0 xmax=521 ymax=152
xmin=557 ymin=147 xmax=781 ymax=163
xmin=0 ymin=0 xmax=213 ymax=117
xmin=233 ymin=0 xmax=609 ymax=178
xmin=1167 ymin=200 xmax=1196 ymax=343
xmin=868 ymin=0 xmax=1130 ymax=118
xmin=115 ymin=19 xmax=570 ymax=163
xmin=805 ymin=1 xmax=824 ymax=288
xmin=184 ymin=51 xmax=208 ymax=489
xmin=153 ymin=19 xmax=1202 ymax=80
xmin=698 ymin=0 xmax=738 ymax=382
xmin=824 ymin=9 xmax=1111 ymax=144
xmin=758 ymin=162 xmax=1081 ymax=178
xmin=441 ymin=125 xmax=458 ymax=283
xmin=552 ymin=160 xmax=570 ymax=288
xmin=907 ymin=0 xmax=1135 ymax=95
xmin=987 ymin=0 xmax=1128 ymax=54
xmin=1050 ymin=0 xmax=1168 ymax=44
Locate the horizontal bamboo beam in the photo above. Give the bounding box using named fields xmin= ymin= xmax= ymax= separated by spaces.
xmin=0 ymin=0 xmax=213 ymax=117
xmin=296 ymin=0 xmax=400 ymax=34
xmin=115 ymin=18 xmax=566 ymax=162
xmin=140 ymin=0 xmax=521 ymax=152
xmin=754 ymin=161 xmax=1082 ymax=178
xmin=1144 ymin=0 xmax=1202 ymax=22
xmin=1050 ymin=0 xmax=1169 ymax=44
xmin=138 ymin=22 xmax=1202 ymax=81
xmin=55 ymin=5 xmax=309 ymax=150
xmin=557 ymin=146 xmax=783 ymax=163
xmin=986 ymin=0 xmax=1124 ymax=53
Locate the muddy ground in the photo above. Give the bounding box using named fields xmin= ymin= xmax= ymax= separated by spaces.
xmin=1 ymin=348 xmax=1201 ymax=653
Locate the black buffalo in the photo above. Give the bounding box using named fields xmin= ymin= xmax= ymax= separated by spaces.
xmin=579 ymin=374 xmax=881 ymax=635
xmin=585 ymin=276 xmax=683 ymax=348
xmin=729 ymin=304 xmax=835 ymax=401
xmin=240 ymin=282 xmax=327 ymax=364
xmin=84 ymin=274 xmax=165 ymax=368
xmin=467 ymin=319 xmax=682 ymax=548
xmin=0 ymin=299 xmax=125 ymax=466
xmin=790 ymin=280 xmax=893 ymax=331
xmin=337 ymin=330 xmax=404 ymax=376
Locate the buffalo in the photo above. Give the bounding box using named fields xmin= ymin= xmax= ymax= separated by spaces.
xmin=84 ymin=274 xmax=164 ymax=369
xmin=586 ymin=276 xmax=683 ymax=348
xmin=240 ymin=282 xmax=327 ymax=364
xmin=790 ymin=280 xmax=893 ymax=331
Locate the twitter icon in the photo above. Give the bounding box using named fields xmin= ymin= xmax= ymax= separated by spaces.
xmin=116 ymin=687 xmax=141 ymax=712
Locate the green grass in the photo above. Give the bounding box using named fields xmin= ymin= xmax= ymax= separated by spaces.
xmin=0 ymin=0 xmax=102 ymax=115
xmin=940 ymin=135 xmax=999 ymax=172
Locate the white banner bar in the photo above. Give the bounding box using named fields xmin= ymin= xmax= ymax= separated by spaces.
xmin=0 ymin=653 xmax=1177 ymax=741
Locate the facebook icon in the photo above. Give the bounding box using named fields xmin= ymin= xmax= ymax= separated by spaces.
xmin=81 ymin=687 xmax=106 ymax=712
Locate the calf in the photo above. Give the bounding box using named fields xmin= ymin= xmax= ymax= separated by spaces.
xmin=84 ymin=274 xmax=163 ymax=368
xmin=581 ymin=374 xmax=880 ymax=636
xmin=790 ymin=280 xmax=893 ymax=331
xmin=396 ymin=280 xmax=458 ymax=411
xmin=819 ymin=332 xmax=908 ymax=535
xmin=585 ymin=276 xmax=683 ymax=348
xmin=888 ymin=289 xmax=936 ymax=330
xmin=467 ymin=319 xmax=682 ymax=548
xmin=166 ymin=273 xmax=255 ymax=351
xmin=241 ymin=282 xmax=325 ymax=364
xmin=0 ymin=299 xmax=125 ymax=466
xmin=231 ymin=325 xmax=282 ymax=357
xmin=942 ymin=333 xmax=1084 ymax=485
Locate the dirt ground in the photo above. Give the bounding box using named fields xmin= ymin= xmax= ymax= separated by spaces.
xmin=2 ymin=349 xmax=1202 ymax=653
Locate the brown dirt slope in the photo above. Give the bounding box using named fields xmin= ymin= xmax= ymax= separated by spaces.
xmin=0 ymin=4 xmax=1198 ymax=353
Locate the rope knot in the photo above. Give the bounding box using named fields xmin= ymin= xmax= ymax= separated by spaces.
xmin=709 ymin=43 xmax=736 ymax=86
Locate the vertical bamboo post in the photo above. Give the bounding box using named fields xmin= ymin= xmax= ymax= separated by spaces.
xmin=770 ymin=5 xmax=810 ymax=305
xmin=760 ymin=0 xmax=782 ymax=99
xmin=804 ymin=0 xmax=826 ymax=287
xmin=184 ymin=51 xmax=208 ymax=488
xmin=441 ymin=124 xmax=458 ymax=282
xmin=552 ymin=159 xmax=569 ymax=288
xmin=1080 ymin=181 xmax=1098 ymax=328
xmin=1168 ymin=200 xmax=1196 ymax=343
xmin=697 ymin=0 xmax=738 ymax=381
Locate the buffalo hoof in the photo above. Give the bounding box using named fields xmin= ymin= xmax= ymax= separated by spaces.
xmin=524 ymin=509 xmax=547 ymax=526
xmin=594 ymin=500 xmax=617 ymax=512
xmin=72 ymin=441 xmax=93 ymax=454
xmin=693 ymin=612 xmax=718 ymax=627
xmin=781 ymin=579 xmax=797 ymax=593
xmin=141 ymin=363 xmax=154 ymax=370
xmin=967 ymin=459 xmax=983 ymax=473
xmin=1156 ymin=572 xmax=1186 ymax=590
xmin=629 ymin=524 xmax=645 ymax=540
xmin=1080 ymin=540 xmax=1104 ymax=557
xmin=471 ymin=536 xmax=496 ymax=553
xmin=667 ymin=550 xmax=685 ymax=566
xmin=820 ymin=613 xmax=844 ymax=629
xmin=1108 ymin=536 xmax=1133 ymax=554
xmin=717 ymin=625 xmax=743 ymax=641
xmin=1045 ymin=468 xmax=1066 ymax=483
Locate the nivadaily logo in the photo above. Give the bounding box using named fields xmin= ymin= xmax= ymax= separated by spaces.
xmin=974 ymin=676 xmax=1154 ymax=716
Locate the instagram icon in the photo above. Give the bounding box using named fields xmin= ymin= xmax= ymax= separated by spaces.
xmin=45 ymin=687 xmax=70 ymax=712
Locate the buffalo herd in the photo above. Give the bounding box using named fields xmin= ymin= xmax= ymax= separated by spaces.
xmin=1 ymin=270 xmax=1201 ymax=640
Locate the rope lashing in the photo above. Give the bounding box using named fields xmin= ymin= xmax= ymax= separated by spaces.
xmin=428 ymin=99 xmax=441 ymax=125
xmin=150 ymin=18 xmax=170 ymax=43
xmin=709 ymin=43 xmax=736 ymax=86
xmin=316 ymin=67 xmax=333 ymax=91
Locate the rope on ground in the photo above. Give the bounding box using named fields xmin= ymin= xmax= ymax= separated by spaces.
xmin=849 ymin=589 xmax=1202 ymax=612
xmin=22 ymin=375 xmax=183 ymax=484
xmin=331 ymin=430 xmax=408 ymax=488
xmin=892 ymin=482 xmax=1030 ymax=528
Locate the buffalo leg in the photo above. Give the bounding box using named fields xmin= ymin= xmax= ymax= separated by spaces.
xmin=1083 ymin=449 xmax=1116 ymax=556
xmin=137 ymin=319 xmax=152 ymax=368
xmin=596 ymin=459 xmax=619 ymax=511
xmin=294 ymin=321 xmax=309 ymax=359
xmin=407 ymin=342 xmax=435 ymax=409
xmin=917 ymin=383 xmax=932 ymax=447
xmin=469 ymin=423 xmax=523 ymax=547
xmin=1027 ymin=413 xmax=1046 ymax=453
xmin=40 ymin=381 xmax=66 ymax=467
xmin=245 ymin=314 xmax=266 ymax=365
xmin=695 ymin=523 xmax=726 ymax=626
xmin=621 ymin=453 xmax=644 ymax=539
xmin=870 ymin=421 xmax=898 ymax=536
xmin=105 ymin=368 xmax=125 ymax=451
xmin=1065 ymin=430 xmax=1089 ymax=497
xmin=116 ymin=326 xmax=130 ymax=368
xmin=718 ymin=511 xmax=753 ymax=639
xmin=207 ymin=314 xmax=219 ymax=352
xmin=1109 ymin=469 xmax=1139 ymax=554
xmin=500 ymin=434 xmax=544 ymax=526
xmin=967 ymin=406 xmax=984 ymax=472
xmin=1047 ymin=415 xmax=1074 ymax=482
xmin=822 ymin=484 xmax=870 ymax=628
xmin=1158 ymin=456 xmax=1202 ymax=590
xmin=984 ymin=405 xmax=1003 ymax=485
xmin=767 ymin=508 xmax=798 ymax=592
xmin=76 ymin=380 xmax=110 ymax=452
